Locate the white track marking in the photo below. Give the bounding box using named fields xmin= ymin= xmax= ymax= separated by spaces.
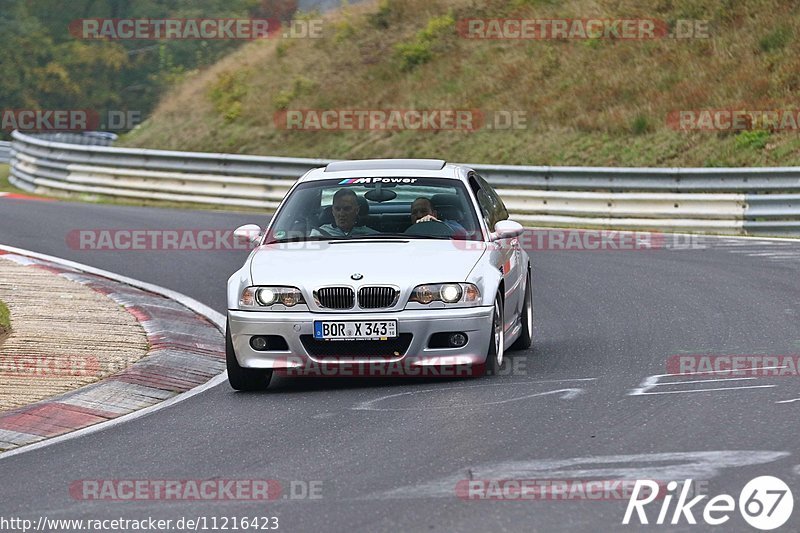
xmin=668 ymin=366 xmax=787 ymax=377
xmin=365 ymin=450 xmax=790 ymax=500
xmin=675 ymin=377 xmax=758 ymax=385
xmin=776 ymin=398 xmax=800 ymax=404
xmin=629 ymin=367 xmax=786 ymax=396
xmin=0 ymin=244 xmax=227 ymax=462
xmin=352 ymin=381 xmax=590 ymax=411
xmin=633 ymin=385 xmax=775 ymax=396
xmin=524 ymin=377 xmax=597 ymax=383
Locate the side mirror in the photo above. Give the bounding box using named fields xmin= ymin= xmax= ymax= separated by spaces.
xmin=490 ymin=220 xmax=524 ymax=241
xmin=234 ymin=224 xmax=263 ymax=244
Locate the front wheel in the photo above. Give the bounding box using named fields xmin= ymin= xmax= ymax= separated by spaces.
xmin=483 ymin=296 xmax=505 ymax=376
xmin=226 ymin=319 xmax=273 ymax=391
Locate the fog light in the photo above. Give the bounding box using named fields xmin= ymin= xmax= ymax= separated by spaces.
xmin=250 ymin=336 xmax=269 ymax=351
xmin=448 ymin=333 xmax=468 ymax=347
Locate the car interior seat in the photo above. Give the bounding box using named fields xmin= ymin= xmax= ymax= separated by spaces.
xmin=430 ymin=193 xmax=465 ymax=225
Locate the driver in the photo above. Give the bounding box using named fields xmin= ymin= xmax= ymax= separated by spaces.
xmin=410 ymin=197 xmax=466 ymax=234
xmin=310 ymin=189 xmax=378 ymax=237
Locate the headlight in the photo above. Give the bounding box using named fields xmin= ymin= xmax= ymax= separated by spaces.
xmin=408 ymin=283 xmax=481 ymax=307
xmin=439 ymin=284 xmax=462 ymax=303
xmin=256 ymin=288 xmax=277 ymax=306
xmin=240 ymin=286 xmax=306 ymax=308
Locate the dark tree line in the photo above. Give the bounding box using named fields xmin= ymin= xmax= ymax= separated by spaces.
xmin=0 ymin=0 xmax=298 ymax=133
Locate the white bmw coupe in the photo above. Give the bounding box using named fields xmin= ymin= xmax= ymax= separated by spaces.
xmin=226 ymin=159 xmax=532 ymax=390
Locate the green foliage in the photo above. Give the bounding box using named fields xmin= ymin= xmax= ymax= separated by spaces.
xmin=735 ymin=130 xmax=770 ymax=150
xmin=294 ymin=9 xmax=322 ymax=22
xmin=631 ymin=115 xmax=651 ymax=135
xmin=395 ymin=41 xmax=434 ymax=71
xmin=276 ymin=42 xmax=289 ymax=59
xmin=394 ymin=14 xmax=455 ymax=71
xmin=582 ymin=37 xmax=602 ymax=49
xmin=0 ymin=0 xmax=298 ymax=137
xmin=368 ymin=0 xmax=392 ymax=29
xmin=418 ymin=14 xmax=456 ymax=42
xmin=0 ymin=299 xmax=10 ymax=333
xmin=511 ymin=0 xmax=559 ymax=6
xmin=272 ymin=76 xmax=316 ymax=111
xmin=333 ymin=19 xmax=357 ymax=43
xmin=759 ymin=27 xmax=792 ymax=52
xmin=668 ymin=0 xmax=715 ymax=20
xmin=209 ymin=71 xmax=249 ymax=122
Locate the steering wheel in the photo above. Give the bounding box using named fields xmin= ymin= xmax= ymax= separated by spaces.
xmin=404 ymin=220 xmax=455 ymax=237
xmin=312 ymin=226 xmax=334 ymax=237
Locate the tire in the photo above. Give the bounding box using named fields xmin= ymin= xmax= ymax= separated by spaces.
xmin=510 ymin=269 xmax=533 ymax=351
xmin=226 ymin=319 xmax=273 ymax=391
xmin=484 ymin=296 xmax=505 ymax=376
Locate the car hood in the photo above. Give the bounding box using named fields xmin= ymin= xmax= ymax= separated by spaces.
xmin=250 ymin=239 xmax=487 ymax=286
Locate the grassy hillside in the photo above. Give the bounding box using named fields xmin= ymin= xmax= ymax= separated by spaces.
xmin=122 ymin=0 xmax=800 ymax=167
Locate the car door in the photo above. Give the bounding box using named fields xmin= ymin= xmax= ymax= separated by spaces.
xmin=469 ymin=173 xmax=521 ymax=338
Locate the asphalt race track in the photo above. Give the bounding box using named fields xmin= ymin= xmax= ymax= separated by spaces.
xmin=2 ymin=197 xmax=800 ymax=532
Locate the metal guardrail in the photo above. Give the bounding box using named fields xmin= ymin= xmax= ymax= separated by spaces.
xmin=9 ymin=130 xmax=800 ymax=236
xmin=0 ymin=141 xmax=10 ymax=163
xmin=29 ymin=132 xmax=118 ymax=146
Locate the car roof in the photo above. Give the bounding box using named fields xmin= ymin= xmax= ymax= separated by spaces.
xmin=326 ymin=159 xmax=446 ymax=172
xmin=298 ymin=159 xmax=470 ymax=182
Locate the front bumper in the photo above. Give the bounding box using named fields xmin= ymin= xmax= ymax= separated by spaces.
xmin=228 ymin=306 xmax=494 ymax=370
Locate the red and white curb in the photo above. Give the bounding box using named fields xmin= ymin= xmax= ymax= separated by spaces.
xmin=0 ymin=192 xmax=52 ymax=201
xmin=0 ymin=245 xmax=227 ymax=458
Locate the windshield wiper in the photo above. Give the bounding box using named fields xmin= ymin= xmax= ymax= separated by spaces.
xmin=265 ymin=233 xmax=453 ymax=245
xmin=348 ymin=233 xmax=452 ymax=240
xmin=263 ymin=235 xmax=336 ymax=245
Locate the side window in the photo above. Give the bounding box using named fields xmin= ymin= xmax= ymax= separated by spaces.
xmin=476 ymin=174 xmax=509 ymax=224
xmin=469 ymin=175 xmax=493 ymax=228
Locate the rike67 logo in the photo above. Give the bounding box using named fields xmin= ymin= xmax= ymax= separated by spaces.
xmin=623 ymin=477 xmax=793 ymax=530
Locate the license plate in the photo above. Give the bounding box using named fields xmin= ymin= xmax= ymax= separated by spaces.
xmin=313 ymin=320 xmax=397 ymax=340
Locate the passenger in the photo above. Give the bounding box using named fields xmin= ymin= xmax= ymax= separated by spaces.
xmin=310 ymin=189 xmax=379 ymax=237
xmin=410 ymin=197 xmax=466 ymax=235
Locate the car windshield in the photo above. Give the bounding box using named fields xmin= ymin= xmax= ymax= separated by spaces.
xmin=265 ymin=177 xmax=483 ymax=243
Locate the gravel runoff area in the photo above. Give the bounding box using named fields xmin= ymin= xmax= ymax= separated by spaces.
xmin=0 ymin=255 xmax=148 ymax=412
xmin=0 ymin=249 xmax=225 ymax=453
